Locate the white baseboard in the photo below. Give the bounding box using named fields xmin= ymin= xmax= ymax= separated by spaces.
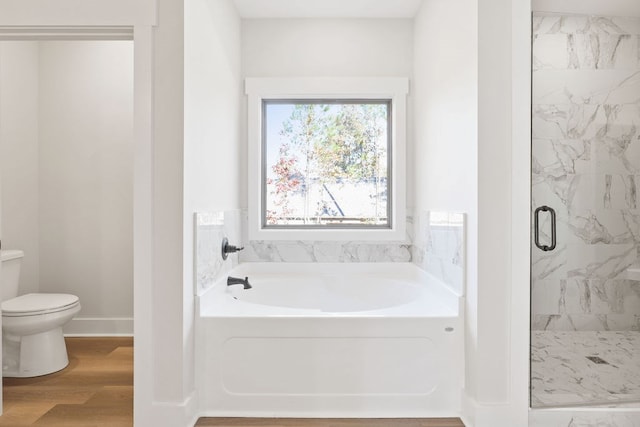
xmin=461 ymin=391 xmax=477 ymax=427
xmin=138 ymin=392 xmax=198 ymax=427
xmin=462 ymin=391 xmax=528 ymax=427
xmin=63 ymin=316 xmax=133 ymax=336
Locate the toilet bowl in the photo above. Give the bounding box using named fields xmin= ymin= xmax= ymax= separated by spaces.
xmin=2 ymin=294 xmax=81 ymax=377
xmin=0 ymin=250 xmax=81 ymax=377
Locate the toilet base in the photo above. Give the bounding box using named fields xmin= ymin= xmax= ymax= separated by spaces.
xmin=3 ymin=327 xmax=70 ymax=377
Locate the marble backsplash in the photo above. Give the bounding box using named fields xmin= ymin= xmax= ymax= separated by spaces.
xmin=531 ymin=14 xmax=640 ymax=331
xmin=412 ymin=210 xmax=465 ymax=295
xmin=238 ymin=209 xmax=412 ymax=263
xmin=194 ymin=210 xmax=241 ymax=296
xmin=239 ymin=240 xmax=411 ymax=263
xmin=195 ymin=209 xmax=466 ymax=297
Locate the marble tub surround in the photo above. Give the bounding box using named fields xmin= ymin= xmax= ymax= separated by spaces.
xmin=238 ymin=210 xmax=413 ymax=263
xmin=194 ymin=210 xmax=241 ymax=295
xmin=531 ymin=330 xmax=640 ymax=408
xmin=240 ymin=240 xmax=411 ymax=263
xmin=532 ymin=13 xmax=640 ymax=332
xmin=412 ymin=211 xmax=465 ymax=295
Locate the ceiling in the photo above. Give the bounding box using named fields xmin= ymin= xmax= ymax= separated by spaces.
xmin=232 ymin=0 xmax=424 ymax=18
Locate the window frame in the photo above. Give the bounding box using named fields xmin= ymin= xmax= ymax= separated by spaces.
xmin=246 ymin=77 xmax=408 ymax=241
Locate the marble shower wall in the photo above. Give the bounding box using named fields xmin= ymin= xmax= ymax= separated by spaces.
xmin=412 ymin=211 xmax=465 ymax=295
xmin=194 ymin=210 xmax=241 ymax=295
xmin=531 ymin=14 xmax=640 ymax=331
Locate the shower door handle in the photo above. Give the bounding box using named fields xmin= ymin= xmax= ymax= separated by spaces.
xmin=534 ymin=205 xmax=556 ymax=251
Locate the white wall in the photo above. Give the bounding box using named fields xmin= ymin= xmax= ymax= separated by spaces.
xmin=414 ymin=0 xmax=530 ymax=425
xmin=412 ymin=0 xmax=480 ymax=407
xmin=151 ymin=0 xmax=185 ymax=405
xmin=476 ymin=0 xmax=512 ymax=406
xmin=240 ymin=18 xmax=414 ymax=207
xmin=184 ymin=0 xmax=241 ymax=405
xmin=0 ymin=42 xmax=40 ymax=295
xmin=38 ymin=41 xmax=134 ymax=327
xmin=512 ymin=0 xmax=533 ymax=424
xmin=185 ymin=0 xmax=241 ymax=211
xmin=474 ymin=0 xmax=530 ymax=424
xmin=0 ymin=41 xmax=134 ymax=333
xmin=242 ymin=19 xmax=413 ymax=78
xmin=412 ymin=1 xmax=478 ymax=241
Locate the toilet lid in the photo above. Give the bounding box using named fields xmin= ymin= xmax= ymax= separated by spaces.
xmin=2 ymin=293 xmax=80 ymax=316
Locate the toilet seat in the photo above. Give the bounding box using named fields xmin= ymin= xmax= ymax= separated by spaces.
xmin=2 ymin=294 xmax=80 ymax=317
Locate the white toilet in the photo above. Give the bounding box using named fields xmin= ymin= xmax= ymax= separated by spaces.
xmin=0 ymin=249 xmax=81 ymax=377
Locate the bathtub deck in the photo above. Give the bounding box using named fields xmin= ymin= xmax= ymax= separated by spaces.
xmin=196 ymin=418 xmax=465 ymax=426
xmin=199 ymin=262 xmax=461 ymax=318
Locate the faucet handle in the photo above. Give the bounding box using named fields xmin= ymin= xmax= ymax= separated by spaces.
xmin=221 ymin=237 xmax=244 ymax=260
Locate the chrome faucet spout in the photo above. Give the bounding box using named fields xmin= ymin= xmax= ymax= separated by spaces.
xmin=227 ymin=276 xmax=251 ymax=290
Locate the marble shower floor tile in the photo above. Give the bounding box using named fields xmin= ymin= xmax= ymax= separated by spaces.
xmin=531 ymin=331 xmax=640 ymax=407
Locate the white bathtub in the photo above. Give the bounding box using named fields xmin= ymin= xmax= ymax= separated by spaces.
xmin=196 ymin=262 xmax=464 ymax=418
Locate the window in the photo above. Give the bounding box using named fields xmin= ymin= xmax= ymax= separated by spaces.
xmin=263 ymin=99 xmax=391 ymax=228
xmin=246 ymin=78 xmax=408 ymax=241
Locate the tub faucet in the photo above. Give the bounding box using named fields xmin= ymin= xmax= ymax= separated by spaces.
xmin=227 ymin=276 xmax=251 ymax=290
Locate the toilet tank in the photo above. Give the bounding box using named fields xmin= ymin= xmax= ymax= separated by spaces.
xmin=0 ymin=250 xmax=24 ymax=301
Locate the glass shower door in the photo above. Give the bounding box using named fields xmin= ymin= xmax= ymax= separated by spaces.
xmin=530 ymin=13 xmax=640 ymax=408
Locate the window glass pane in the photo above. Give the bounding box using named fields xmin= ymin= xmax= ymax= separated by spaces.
xmin=263 ymin=100 xmax=391 ymax=228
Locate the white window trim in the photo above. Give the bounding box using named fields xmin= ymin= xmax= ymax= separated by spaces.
xmin=246 ymin=77 xmax=408 ymax=241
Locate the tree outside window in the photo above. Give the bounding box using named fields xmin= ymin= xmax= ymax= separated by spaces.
xmin=263 ymin=100 xmax=390 ymax=228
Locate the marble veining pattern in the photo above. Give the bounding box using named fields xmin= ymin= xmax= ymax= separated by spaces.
xmin=411 ymin=210 xmax=465 ymax=295
xmin=531 ymin=330 xmax=640 ymax=408
xmin=238 ymin=209 xmax=413 ymax=263
xmin=237 ymin=210 xmax=467 ymax=296
xmin=240 ymin=240 xmax=411 ymax=263
xmin=236 ymin=209 xmax=467 ymax=298
xmin=533 ymin=15 xmax=640 ymax=37
xmin=533 ymin=15 xmax=640 ymax=71
xmin=194 ymin=210 xmax=241 ymax=295
xmin=533 ymin=13 xmax=640 ymax=332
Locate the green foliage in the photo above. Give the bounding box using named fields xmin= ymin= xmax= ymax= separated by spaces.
xmin=281 ymin=103 xmax=387 ymax=183
xmin=267 ymin=101 xmax=388 ymax=224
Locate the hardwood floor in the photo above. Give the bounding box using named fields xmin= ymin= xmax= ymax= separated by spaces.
xmin=196 ymin=418 xmax=465 ymax=427
xmin=0 ymin=337 xmax=133 ymax=427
